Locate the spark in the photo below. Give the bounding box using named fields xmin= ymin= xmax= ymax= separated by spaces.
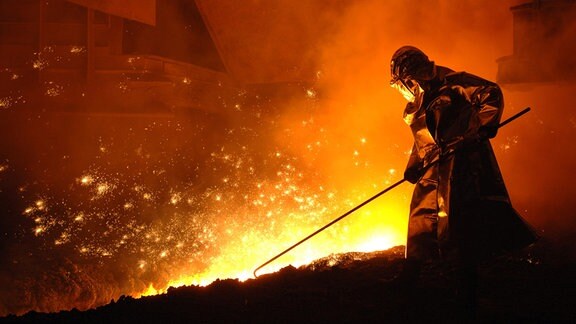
xmin=306 ymin=89 xmax=317 ymax=99
xmin=35 ymin=200 xmax=45 ymax=210
xmin=55 ymin=232 xmax=70 ymax=245
xmin=0 ymin=97 xmax=13 ymax=109
xmin=127 ymin=57 xmax=140 ymax=65
xmin=500 ymin=135 xmax=519 ymax=152
xmin=96 ymin=183 xmax=111 ymax=196
xmin=70 ymin=46 xmax=85 ymax=53
xmin=5 ymin=92 xmax=412 ymax=310
xmin=45 ymin=82 xmax=63 ymax=97
xmin=32 ymin=58 xmax=48 ymax=70
xmin=80 ymin=175 xmax=94 ymax=185
xmin=170 ymin=193 xmax=182 ymax=205
xmin=118 ymin=81 xmax=128 ymax=92
xmin=34 ymin=226 xmax=45 ymax=236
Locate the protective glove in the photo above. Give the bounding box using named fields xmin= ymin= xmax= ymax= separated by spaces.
xmin=404 ymin=162 xmax=423 ymax=184
xmin=404 ymin=144 xmax=441 ymax=184
xmin=439 ymin=127 xmax=491 ymax=157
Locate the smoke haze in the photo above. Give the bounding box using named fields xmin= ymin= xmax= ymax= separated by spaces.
xmin=1 ymin=0 xmax=575 ymax=317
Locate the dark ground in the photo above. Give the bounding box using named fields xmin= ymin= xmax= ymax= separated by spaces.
xmin=2 ymin=237 xmax=576 ymax=323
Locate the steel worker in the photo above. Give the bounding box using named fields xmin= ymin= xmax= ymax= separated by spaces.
xmin=389 ymin=45 xmax=538 ymax=309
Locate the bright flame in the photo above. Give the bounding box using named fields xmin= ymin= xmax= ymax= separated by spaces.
xmin=137 ymin=188 xmax=407 ymax=297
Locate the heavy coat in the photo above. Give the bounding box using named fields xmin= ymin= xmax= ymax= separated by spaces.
xmin=403 ymin=67 xmax=538 ymax=262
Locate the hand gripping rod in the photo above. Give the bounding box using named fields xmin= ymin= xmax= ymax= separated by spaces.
xmin=253 ymin=107 xmax=531 ymax=277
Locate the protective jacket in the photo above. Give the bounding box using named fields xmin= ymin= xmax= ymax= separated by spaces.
xmin=403 ymin=66 xmax=538 ymax=262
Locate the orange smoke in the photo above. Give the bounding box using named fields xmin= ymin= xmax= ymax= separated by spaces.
xmin=136 ymin=0 xmax=523 ymax=295
xmin=3 ymin=0 xmax=575 ymax=317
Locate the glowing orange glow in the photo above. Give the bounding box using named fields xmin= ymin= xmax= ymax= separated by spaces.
xmin=5 ymin=0 xmax=564 ymax=318
xmin=8 ymin=30 xmax=419 ymax=307
xmin=132 ymin=169 xmax=410 ymax=296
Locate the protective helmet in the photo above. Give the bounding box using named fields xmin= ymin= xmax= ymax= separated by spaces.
xmin=389 ymin=46 xmax=435 ymax=102
xmin=390 ymin=46 xmax=435 ymax=84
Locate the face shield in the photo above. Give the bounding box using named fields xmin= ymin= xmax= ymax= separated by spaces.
xmin=390 ymin=77 xmax=421 ymax=103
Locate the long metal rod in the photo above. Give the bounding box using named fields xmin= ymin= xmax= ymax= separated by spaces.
xmin=497 ymin=107 xmax=531 ymax=128
xmin=253 ymin=178 xmax=406 ymax=277
xmin=253 ymin=107 xmax=531 ymax=277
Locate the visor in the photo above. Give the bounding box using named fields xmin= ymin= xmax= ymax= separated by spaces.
xmin=390 ymin=78 xmax=420 ymax=102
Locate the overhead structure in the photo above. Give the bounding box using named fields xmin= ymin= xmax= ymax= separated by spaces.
xmin=194 ymin=0 xmax=346 ymax=84
xmin=497 ymin=0 xmax=576 ymax=84
xmin=0 ymin=0 xmax=234 ymax=114
xmin=66 ymin=0 xmax=157 ymax=25
xmin=0 ymin=0 xmax=349 ymax=113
